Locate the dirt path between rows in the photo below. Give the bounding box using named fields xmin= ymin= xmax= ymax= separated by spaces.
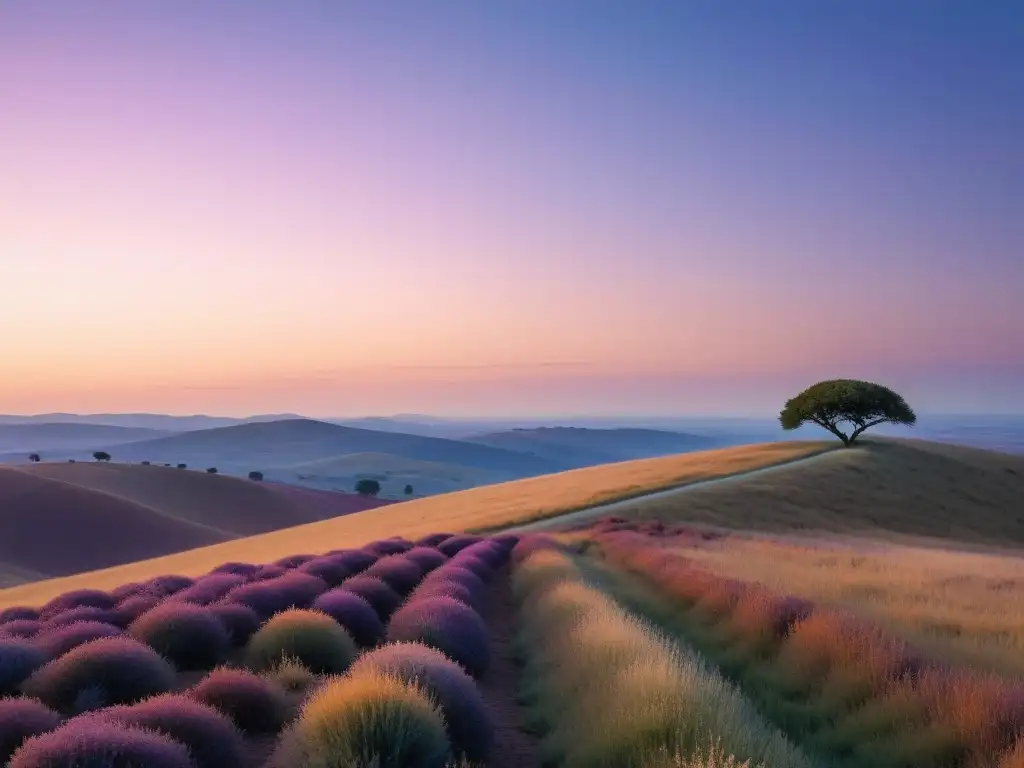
xmin=478 ymin=566 xmax=542 ymax=768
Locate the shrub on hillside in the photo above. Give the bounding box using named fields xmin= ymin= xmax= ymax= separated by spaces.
xmin=437 ymin=534 xmax=482 ymax=557
xmin=273 ymin=670 xmax=450 ymax=768
xmin=364 ymin=555 xmax=424 ymax=595
xmin=43 ymin=606 xmax=121 ymax=629
xmin=403 ymin=546 xmax=449 ymax=572
xmin=0 ymin=620 xmax=42 ymax=639
xmin=170 ymin=572 xmax=247 ymax=605
xmin=326 ymin=549 xmax=377 ymax=573
xmin=33 ymin=620 xmax=124 ymax=661
xmin=415 ymin=532 xmax=454 ymax=547
xmin=339 ymin=575 xmax=402 ymax=621
xmin=387 ymin=597 xmax=490 ymax=677
xmin=114 ymin=595 xmax=163 ymax=626
xmin=448 ymin=552 xmax=495 ymax=582
xmin=205 ymin=467 xmax=218 ymax=474
xmin=38 ymin=590 xmax=116 ymax=621
xmin=176 ymin=463 xmax=187 ymax=469
xmin=365 ymin=537 xmax=412 ymax=556
xmin=248 ymin=470 xmax=264 ymax=481
xmin=311 ymin=589 xmax=385 ymax=647
xmin=0 ymin=607 xmax=39 ymax=623
xmin=245 ymin=609 xmax=358 ymax=675
xmin=210 ymin=561 xmax=261 ymax=577
xmin=0 ymin=697 xmax=61 ymax=764
xmin=208 ymin=602 xmax=262 ymax=647
xmin=0 ymin=639 xmax=46 ymax=694
xmin=145 ymin=575 xmax=195 ymax=597
xmin=490 ymin=533 xmax=520 ymax=551
xmin=7 ymin=719 xmax=192 ymax=768
xmin=190 ymin=667 xmax=290 ymax=734
xmin=129 ymin=602 xmax=230 ymax=671
xmin=109 ymin=582 xmax=146 ymax=601
xmin=253 ymin=564 xmax=287 ymax=581
xmin=510 ymin=533 xmax=561 ymax=564
xmin=419 ymin=565 xmax=486 ymax=608
xmin=296 ymin=556 xmax=353 ymax=587
xmin=351 ymin=642 xmax=494 ymax=762
xmin=93 ymin=693 xmax=247 ymax=768
xmin=274 ymin=554 xmax=317 ymax=569
xmin=223 ymin=572 xmax=328 ymax=619
xmin=411 ymin=578 xmax=481 ymax=612
xmin=21 ymin=636 xmax=176 ymax=714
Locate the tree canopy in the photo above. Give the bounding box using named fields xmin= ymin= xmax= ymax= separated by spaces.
xmin=92 ymin=451 xmax=112 ymax=462
xmin=355 ymin=478 xmax=381 ymax=497
xmin=780 ymin=379 xmax=916 ymax=446
xmin=28 ymin=453 xmax=41 ymax=463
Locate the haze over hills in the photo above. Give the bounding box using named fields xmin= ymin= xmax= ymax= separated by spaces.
xmin=466 ymin=427 xmax=719 ymax=468
xmin=0 ymin=422 xmax=171 ymax=454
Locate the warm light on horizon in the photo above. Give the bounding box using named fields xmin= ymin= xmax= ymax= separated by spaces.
xmin=1 ymin=3 xmax=1020 ymax=417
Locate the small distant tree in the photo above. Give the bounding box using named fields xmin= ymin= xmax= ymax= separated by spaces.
xmin=248 ymin=471 xmax=264 ymax=481
xmin=177 ymin=463 xmax=187 ymax=469
xmin=206 ymin=467 xmax=218 ymax=474
xmin=28 ymin=453 xmax=41 ymax=463
xmin=69 ymin=459 xmax=76 ymax=463
xmin=780 ymin=379 xmax=916 ymax=447
xmin=141 ymin=461 xmax=151 ymax=466
xmin=355 ymin=479 xmax=381 ymax=497
xmin=93 ymin=451 xmax=111 ymax=462
xmin=403 ymin=484 xmax=414 ymax=496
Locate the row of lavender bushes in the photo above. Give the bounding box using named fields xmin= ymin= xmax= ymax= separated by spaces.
xmin=0 ymin=531 xmax=515 ymax=766
xmin=595 ymin=529 xmax=1024 ymax=768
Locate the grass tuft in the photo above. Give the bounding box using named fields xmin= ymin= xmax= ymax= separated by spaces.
xmin=245 ymin=608 xmax=358 ymax=675
xmin=273 ymin=669 xmax=451 ymax=767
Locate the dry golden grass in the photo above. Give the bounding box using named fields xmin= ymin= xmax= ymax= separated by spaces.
xmin=0 ymin=441 xmax=826 ymax=609
xmin=577 ymin=438 xmax=1024 ymax=546
xmin=678 ymin=532 xmax=1024 ymax=677
xmin=513 ymin=548 xmax=808 ymax=767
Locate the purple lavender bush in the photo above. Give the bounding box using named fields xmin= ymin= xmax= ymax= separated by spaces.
xmin=93 ymin=693 xmax=247 ymax=768
xmin=310 ymin=589 xmax=385 ymax=647
xmin=33 ymin=621 xmax=123 ymax=661
xmin=21 ymin=636 xmax=176 ymax=714
xmin=387 ymin=597 xmax=491 ymax=677
xmin=0 ymin=697 xmax=62 ymax=764
xmin=338 ymin=575 xmax=402 ymax=621
xmin=129 ymin=602 xmax=229 ymax=671
xmin=190 ymin=666 xmax=290 ymax=734
xmin=7 ymin=719 xmax=192 ymax=768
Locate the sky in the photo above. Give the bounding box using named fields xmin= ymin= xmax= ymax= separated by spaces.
xmin=1 ymin=1 xmax=1021 ymax=417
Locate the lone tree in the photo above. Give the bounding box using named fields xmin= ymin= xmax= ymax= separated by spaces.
xmin=780 ymin=379 xmax=916 ymax=447
xmin=403 ymin=484 xmax=414 ymax=496
xmin=248 ymin=471 xmax=264 ymax=481
xmin=177 ymin=463 xmax=187 ymax=469
xmin=355 ymin=479 xmax=381 ymax=497
xmin=93 ymin=451 xmax=112 ymax=462
xmin=206 ymin=467 xmax=218 ymax=474
xmin=28 ymin=453 xmax=41 ymax=463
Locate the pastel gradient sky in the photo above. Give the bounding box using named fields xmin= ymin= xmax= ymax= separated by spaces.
xmin=2 ymin=2 xmax=1021 ymax=417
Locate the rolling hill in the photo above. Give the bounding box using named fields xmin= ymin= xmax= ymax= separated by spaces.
xmin=0 ymin=441 xmax=829 ymax=606
xmin=0 ymin=422 xmax=171 ymax=456
xmin=87 ymin=418 xmax=564 ymax=478
xmin=0 ymin=463 xmax=391 ymax=587
xmin=270 ymin=452 xmax=502 ymax=497
xmin=465 ymin=427 xmax=719 ymax=467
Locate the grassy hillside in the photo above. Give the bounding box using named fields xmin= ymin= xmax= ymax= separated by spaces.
xmin=91 ymin=418 xmax=562 ymax=476
xmin=0 ymin=440 xmax=828 ymax=607
xmin=0 ymin=463 xmax=390 ymax=587
xmin=465 ymin=426 xmax=719 ymax=467
xmin=561 ymin=438 xmax=1024 ymax=546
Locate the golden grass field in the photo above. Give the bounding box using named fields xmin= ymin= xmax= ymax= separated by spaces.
xmin=576 ymin=438 xmax=1024 ymax=546
xmin=0 ymin=440 xmax=828 ymax=609
xmin=679 ymin=533 xmax=1024 ymax=677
